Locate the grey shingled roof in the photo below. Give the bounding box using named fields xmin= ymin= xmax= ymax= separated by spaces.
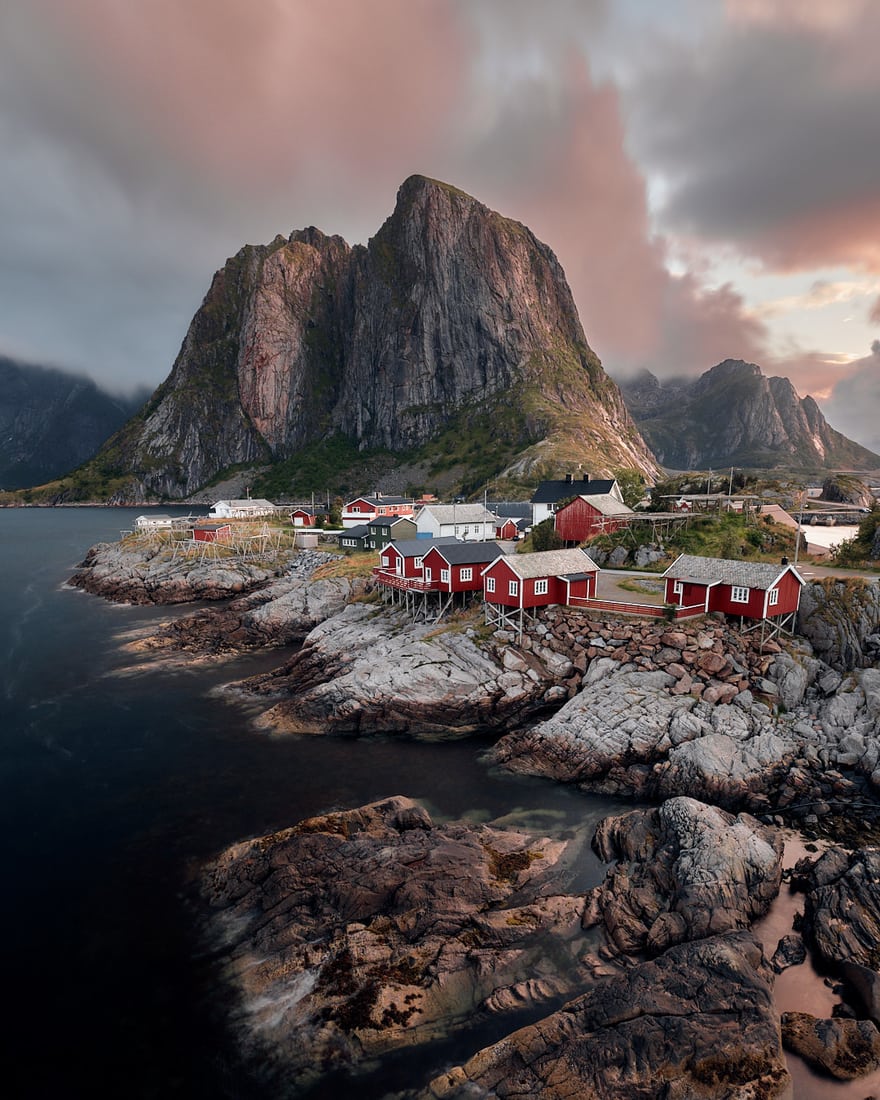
xmin=429 ymin=542 xmax=505 ymax=566
xmin=504 ymin=548 xmax=599 ymax=579
xmin=340 ymin=524 xmax=370 ymax=539
xmin=389 ymin=537 xmax=458 ymax=557
xmin=420 ymin=504 xmax=497 ymax=524
xmin=570 ymin=493 xmax=633 ymax=517
xmin=662 ymin=554 xmax=802 ymax=589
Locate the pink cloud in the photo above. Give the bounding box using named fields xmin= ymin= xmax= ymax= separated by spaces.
xmin=484 ymin=61 xmax=767 ymax=377
xmin=41 ymin=0 xmax=468 ymax=195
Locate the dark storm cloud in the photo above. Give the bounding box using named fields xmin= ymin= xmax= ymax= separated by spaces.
xmin=629 ymin=6 xmax=880 ymax=271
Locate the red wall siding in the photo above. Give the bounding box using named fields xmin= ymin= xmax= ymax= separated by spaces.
xmin=554 ymin=497 xmax=624 ymax=542
xmin=711 ymin=583 xmax=768 ymax=618
xmin=665 ymin=578 xmax=711 ymax=608
xmin=772 ymin=570 xmax=802 ymax=615
xmin=483 ymin=561 xmax=596 ymax=607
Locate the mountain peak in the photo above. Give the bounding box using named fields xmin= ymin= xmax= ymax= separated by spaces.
xmin=57 ymin=178 xmax=658 ymax=501
xmin=620 ymin=359 xmax=880 ymax=471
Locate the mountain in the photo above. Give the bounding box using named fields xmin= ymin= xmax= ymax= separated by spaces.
xmin=618 ymin=359 xmax=880 ymax=471
xmin=0 ymin=357 xmax=146 ymax=490
xmin=55 ymin=175 xmax=657 ymax=502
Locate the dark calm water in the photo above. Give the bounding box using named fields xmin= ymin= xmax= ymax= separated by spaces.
xmin=1 ymin=507 xmax=626 ymax=1100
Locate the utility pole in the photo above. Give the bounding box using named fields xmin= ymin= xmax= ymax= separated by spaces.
xmin=793 ymin=490 xmax=805 ymax=567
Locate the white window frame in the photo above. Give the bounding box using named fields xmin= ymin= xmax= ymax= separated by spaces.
xmin=768 ymin=587 xmax=779 ymax=606
xmin=486 ymin=576 xmax=496 ymax=593
xmin=414 ymin=557 xmax=423 ymax=569
xmin=441 ymin=568 xmax=450 ymax=584
xmin=424 ymin=568 xmax=432 ymax=582
xmin=731 ymin=585 xmax=750 ymax=604
xmin=508 ymin=580 xmax=519 ymax=597
xmin=382 ymin=554 xmax=391 ymax=568
xmin=672 ymin=580 xmax=683 ymax=596
xmin=460 ymin=567 xmax=473 ymax=582
xmin=534 ymin=578 xmax=548 ymax=595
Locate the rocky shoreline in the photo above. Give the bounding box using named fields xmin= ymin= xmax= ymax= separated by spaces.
xmin=71 ymin=540 xmax=880 ymax=1096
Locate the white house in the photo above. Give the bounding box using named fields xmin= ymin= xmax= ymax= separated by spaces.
xmin=210 ymin=498 xmax=275 ymax=519
xmin=530 ymin=474 xmax=622 ymax=526
xmin=415 ymin=503 xmax=497 ymax=541
xmin=134 ymin=514 xmax=174 ymax=530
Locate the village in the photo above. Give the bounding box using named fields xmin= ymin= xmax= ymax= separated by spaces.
xmin=126 ymin=471 xmax=817 ymax=645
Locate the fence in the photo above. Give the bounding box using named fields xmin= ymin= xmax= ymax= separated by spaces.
xmin=567 ymin=596 xmax=705 ymax=620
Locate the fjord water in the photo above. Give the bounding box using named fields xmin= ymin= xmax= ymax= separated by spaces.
xmin=1 ymin=507 xmax=624 ymax=1100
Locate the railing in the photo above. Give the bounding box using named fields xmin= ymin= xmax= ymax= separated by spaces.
xmin=372 ymin=568 xmax=435 ymax=592
xmin=567 ymin=596 xmax=705 ymax=620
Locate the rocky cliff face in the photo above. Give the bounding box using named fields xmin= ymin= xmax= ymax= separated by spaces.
xmin=0 ymin=357 xmax=144 ymax=489
xmin=619 ymin=359 xmax=880 ymax=471
xmin=75 ymin=176 xmax=657 ymax=500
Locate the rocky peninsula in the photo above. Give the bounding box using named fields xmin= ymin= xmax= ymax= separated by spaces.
xmin=70 ymin=539 xmax=880 ymax=1096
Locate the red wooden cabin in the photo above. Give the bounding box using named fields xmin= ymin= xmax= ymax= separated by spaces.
xmin=662 ymin=555 xmax=805 ymax=620
xmin=421 ymin=542 xmax=504 ymax=593
xmin=495 ymin=518 xmax=520 ymax=540
xmin=554 ymin=494 xmax=634 ymax=543
xmin=290 ymin=507 xmax=328 ymax=527
xmin=481 ymin=548 xmax=599 ymax=610
xmin=191 ymin=522 xmax=232 ymax=544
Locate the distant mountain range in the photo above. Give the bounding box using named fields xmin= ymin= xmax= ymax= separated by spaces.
xmin=618 ymin=359 xmax=880 ymax=472
xmin=0 ymin=357 xmax=146 ymax=490
xmin=43 ymin=175 xmax=658 ymax=503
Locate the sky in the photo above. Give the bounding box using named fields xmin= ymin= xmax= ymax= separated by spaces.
xmin=1 ymin=0 xmax=879 ymax=453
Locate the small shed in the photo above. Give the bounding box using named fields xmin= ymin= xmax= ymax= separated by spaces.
xmin=661 ymin=554 xmax=805 ymax=628
xmin=190 ymin=522 xmax=232 ymax=544
xmin=290 ymin=506 xmax=328 ymax=527
xmin=495 ymin=517 xmax=520 ymax=541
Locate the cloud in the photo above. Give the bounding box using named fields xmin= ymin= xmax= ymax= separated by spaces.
xmin=869 ymin=297 xmax=880 ymax=326
xmin=453 ymin=58 xmax=766 ymax=379
xmin=631 ymin=2 xmax=880 ymax=273
xmin=820 ymin=343 xmax=880 ymax=456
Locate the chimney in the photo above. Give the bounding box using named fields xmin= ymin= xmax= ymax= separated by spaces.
xmin=582 ymin=473 xmax=590 ymax=483
xmin=565 ymin=473 xmax=572 ymax=484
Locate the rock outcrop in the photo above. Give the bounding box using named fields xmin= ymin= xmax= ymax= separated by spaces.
xmin=781 ymin=1012 xmax=880 ymax=1079
xmin=797 ymin=577 xmax=880 ymax=670
xmin=201 ymin=795 xmax=596 ymax=1088
xmin=619 ymin=359 xmax=880 ymax=470
xmin=424 ymin=932 xmax=790 ymax=1099
xmin=238 ymin=602 xmax=554 ymax=736
xmin=586 ymin=798 xmax=783 ymax=956
xmin=70 ymin=175 xmax=657 ymax=501
xmin=68 ymin=539 xmax=281 ymax=604
xmin=820 ymin=474 xmax=875 ymax=509
xmin=132 ymin=550 xmax=362 ymax=651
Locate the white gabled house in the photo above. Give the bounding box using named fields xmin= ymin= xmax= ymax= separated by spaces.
xmin=134 ymin=514 xmax=174 ymax=530
xmin=530 ymin=474 xmax=622 ymax=526
xmin=415 ymin=503 xmax=497 ymax=541
xmin=210 ymin=498 xmax=275 ymax=519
